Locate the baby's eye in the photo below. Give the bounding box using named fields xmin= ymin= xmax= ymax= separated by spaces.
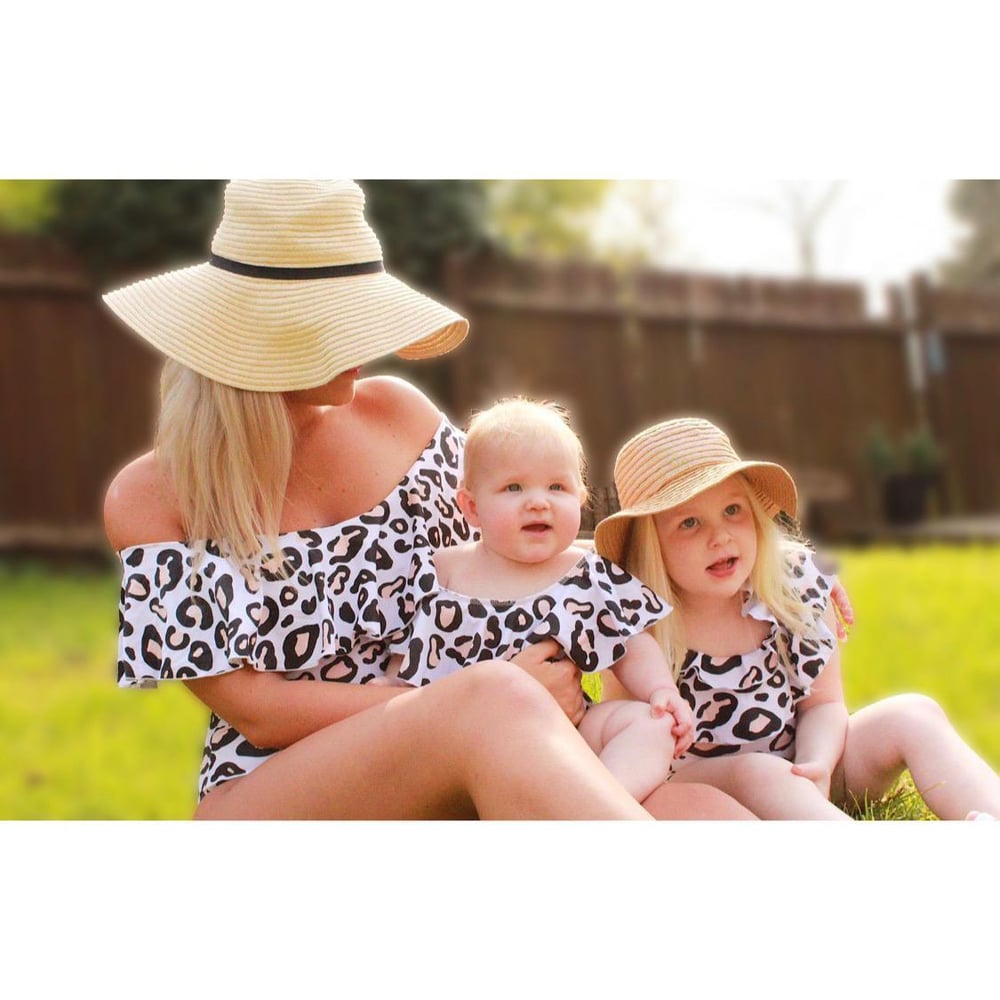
xmin=679 ymin=516 xmax=698 ymax=530
xmin=549 ymin=483 xmax=566 ymax=492
xmin=504 ymin=483 xmax=522 ymax=493
xmin=724 ymin=503 xmax=742 ymax=516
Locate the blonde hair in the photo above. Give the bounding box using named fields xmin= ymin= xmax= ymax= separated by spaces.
xmin=621 ymin=476 xmax=816 ymax=679
xmin=156 ymin=359 xmax=294 ymax=581
xmin=463 ymin=397 xmax=588 ymax=501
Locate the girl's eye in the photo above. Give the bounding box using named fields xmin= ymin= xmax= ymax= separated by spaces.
xmin=504 ymin=484 xmax=522 ymax=493
xmin=549 ymin=483 xmax=565 ymax=492
xmin=725 ymin=503 xmax=742 ymax=516
xmin=679 ymin=516 xmax=698 ymax=530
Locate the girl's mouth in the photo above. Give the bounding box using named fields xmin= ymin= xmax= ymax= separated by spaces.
xmin=706 ymin=556 xmax=738 ymax=577
xmin=523 ymin=523 xmax=552 ymax=533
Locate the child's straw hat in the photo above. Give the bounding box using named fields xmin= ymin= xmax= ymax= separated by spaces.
xmin=103 ymin=180 xmax=469 ymax=391
xmin=594 ymin=417 xmax=798 ymax=566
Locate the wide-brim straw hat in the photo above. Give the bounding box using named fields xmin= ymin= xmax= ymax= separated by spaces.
xmin=103 ymin=179 xmax=469 ymax=391
xmin=594 ymin=417 xmax=798 ymax=566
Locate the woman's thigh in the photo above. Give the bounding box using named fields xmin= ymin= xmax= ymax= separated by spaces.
xmin=195 ymin=663 xmax=553 ymax=820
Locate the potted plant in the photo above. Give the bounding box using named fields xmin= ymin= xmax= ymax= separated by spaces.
xmin=864 ymin=425 xmax=944 ymax=525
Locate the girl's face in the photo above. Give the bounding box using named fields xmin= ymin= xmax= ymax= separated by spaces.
xmin=653 ymin=476 xmax=758 ymax=604
xmin=459 ymin=436 xmax=584 ymax=565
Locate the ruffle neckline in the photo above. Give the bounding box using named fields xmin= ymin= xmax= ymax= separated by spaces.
xmin=116 ymin=418 xmax=468 ymax=688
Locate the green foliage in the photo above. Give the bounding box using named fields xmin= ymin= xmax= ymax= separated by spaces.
xmin=35 ymin=179 xmax=490 ymax=291
xmin=0 ymin=180 xmax=59 ymax=232
xmin=485 ymin=179 xmax=611 ymax=258
xmin=940 ymin=180 xmax=1000 ymax=290
xmin=42 ymin=179 xmax=225 ymax=282
xmin=4 ymin=545 xmax=999 ymax=819
xmin=863 ymin=424 xmax=944 ymax=478
xmin=359 ymin=180 xmax=489 ymax=291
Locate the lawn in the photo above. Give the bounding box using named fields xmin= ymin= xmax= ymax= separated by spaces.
xmin=2 ymin=544 xmax=999 ymax=820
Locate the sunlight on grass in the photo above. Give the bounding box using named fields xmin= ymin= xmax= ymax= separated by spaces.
xmin=3 ymin=544 xmax=999 ymax=819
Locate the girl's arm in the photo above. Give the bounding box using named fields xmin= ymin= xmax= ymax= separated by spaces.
xmin=610 ymin=632 xmax=695 ymax=749
xmin=790 ymin=603 xmax=850 ymax=797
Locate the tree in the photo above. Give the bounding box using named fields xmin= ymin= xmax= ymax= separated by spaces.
xmin=38 ymin=179 xmax=489 ymax=293
xmin=940 ymin=180 xmax=1000 ymax=291
xmin=359 ymin=180 xmax=488 ymax=291
xmin=484 ymin=180 xmax=611 ymax=259
xmin=749 ymin=180 xmax=844 ymax=279
xmin=43 ymin=180 xmax=225 ymax=282
xmin=0 ymin=180 xmax=59 ymax=232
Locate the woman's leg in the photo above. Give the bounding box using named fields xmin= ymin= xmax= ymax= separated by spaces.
xmin=194 ymin=661 xmax=652 ymax=820
xmin=836 ymin=694 xmax=1000 ymax=819
xmin=579 ymin=700 xmax=676 ymax=803
xmin=670 ymin=753 xmax=852 ymax=820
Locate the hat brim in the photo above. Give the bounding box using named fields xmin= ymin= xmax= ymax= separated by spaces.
xmin=103 ymin=262 xmax=469 ymax=391
xmin=594 ymin=460 xmax=797 ymax=566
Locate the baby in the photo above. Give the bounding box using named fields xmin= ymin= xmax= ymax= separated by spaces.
xmin=381 ymin=398 xmax=694 ymax=803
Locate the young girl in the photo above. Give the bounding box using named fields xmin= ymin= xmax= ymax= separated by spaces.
xmin=379 ymin=398 xmax=696 ymax=803
xmin=595 ymin=416 xmax=1000 ymax=820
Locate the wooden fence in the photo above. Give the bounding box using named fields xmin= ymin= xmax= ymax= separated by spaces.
xmin=2 ymin=237 xmax=999 ymax=552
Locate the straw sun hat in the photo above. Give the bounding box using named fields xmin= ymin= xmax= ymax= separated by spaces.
xmin=593 ymin=418 xmax=798 ymax=566
xmin=103 ymin=179 xmax=469 ymax=391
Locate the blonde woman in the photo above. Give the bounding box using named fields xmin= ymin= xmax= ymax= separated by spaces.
xmin=595 ymin=417 xmax=1000 ymax=820
xmin=103 ymin=180 xmax=751 ymax=820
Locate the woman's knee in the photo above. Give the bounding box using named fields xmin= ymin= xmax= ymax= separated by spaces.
xmin=442 ymin=660 xmax=563 ymax=730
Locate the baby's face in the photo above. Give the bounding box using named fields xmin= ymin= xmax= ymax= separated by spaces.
xmin=463 ymin=437 xmax=584 ymax=565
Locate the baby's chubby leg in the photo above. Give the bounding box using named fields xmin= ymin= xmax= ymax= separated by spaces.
xmin=579 ymin=700 xmax=676 ymax=803
xmin=671 ymin=752 xmax=852 ymax=820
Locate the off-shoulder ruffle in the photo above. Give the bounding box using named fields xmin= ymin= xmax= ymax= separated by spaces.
xmin=388 ymin=549 xmax=671 ymax=687
xmin=115 ymin=418 xmax=471 ymax=690
xmin=738 ymin=548 xmax=837 ymax=700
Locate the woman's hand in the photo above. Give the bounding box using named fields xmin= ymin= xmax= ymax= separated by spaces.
xmin=510 ymin=640 xmax=585 ymax=725
xmin=830 ymin=580 xmax=855 ymax=641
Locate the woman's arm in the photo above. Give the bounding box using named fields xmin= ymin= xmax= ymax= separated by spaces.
xmin=790 ymin=603 xmax=849 ymax=797
xmin=183 ymin=668 xmax=411 ymax=750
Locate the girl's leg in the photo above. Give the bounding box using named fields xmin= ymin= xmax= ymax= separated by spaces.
xmin=579 ymin=700 xmax=676 ymax=803
xmin=671 ymin=753 xmax=852 ymax=820
xmin=194 ymin=661 xmax=652 ymax=821
xmin=836 ymin=694 xmax=1000 ymax=820
xmin=641 ymin=782 xmax=759 ymax=819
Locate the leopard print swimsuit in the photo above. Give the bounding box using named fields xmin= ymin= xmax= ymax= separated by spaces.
xmin=671 ymin=551 xmax=836 ymax=771
xmin=115 ymin=418 xmax=471 ymax=800
xmin=388 ymin=548 xmax=671 ymax=687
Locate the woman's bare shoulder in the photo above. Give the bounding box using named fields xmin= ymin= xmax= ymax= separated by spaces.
xmin=355 ymin=375 xmax=444 ymax=439
xmin=103 ymin=451 xmax=184 ymax=551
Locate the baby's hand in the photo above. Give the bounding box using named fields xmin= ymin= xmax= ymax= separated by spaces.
xmin=649 ymin=687 xmax=696 ymax=758
xmin=791 ymin=760 xmax=832 ymax=799
xmin=370 ymin=676 xmax=415 ymax=688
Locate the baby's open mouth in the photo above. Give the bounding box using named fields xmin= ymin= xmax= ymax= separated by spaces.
xmin=523 ymin=523 xmax=552 ymax=533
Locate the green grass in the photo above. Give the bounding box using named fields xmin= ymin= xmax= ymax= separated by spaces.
xmin=3 ymin=544 xmax=999 ymax=819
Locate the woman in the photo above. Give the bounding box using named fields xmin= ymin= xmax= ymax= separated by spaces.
xmin=103 ymin=178 xmax=753 ymax=819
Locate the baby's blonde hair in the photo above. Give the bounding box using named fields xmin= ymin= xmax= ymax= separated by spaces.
xmin=621 ymin=475 xmax=816 ymax=679
xmin=156 ymin=359 xmax=294 ymax=582
xmin=463 ymin=397 xmax=588 ymax=500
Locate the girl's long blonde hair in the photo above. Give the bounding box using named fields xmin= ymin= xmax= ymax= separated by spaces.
xmin=621 ymin=477 xmax=816 ymax=679
xmin=156 ymin=359 xmax=294 ymax=581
